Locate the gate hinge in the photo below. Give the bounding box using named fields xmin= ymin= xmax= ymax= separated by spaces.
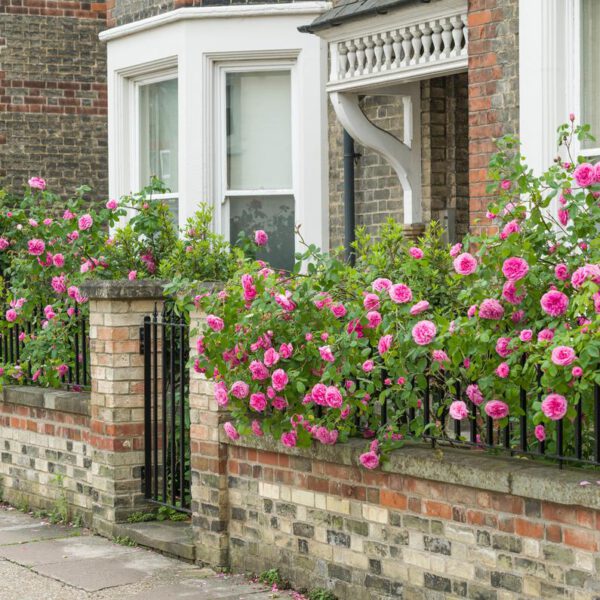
xmin=139 ymin=327 xmax=145 ymax=355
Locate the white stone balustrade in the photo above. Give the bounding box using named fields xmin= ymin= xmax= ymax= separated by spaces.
xmin=330 ymin=11 xmax=468 ymax=87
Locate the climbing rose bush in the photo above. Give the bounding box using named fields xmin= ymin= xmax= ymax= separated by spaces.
xmin=0 ymin=179 xmax=235 ymax=388
xmin=196 ymin=121 xmax=600 ymax=466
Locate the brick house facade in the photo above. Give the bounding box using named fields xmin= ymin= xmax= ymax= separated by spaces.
xmin=0 ymin=0 xmax=585 ymax=252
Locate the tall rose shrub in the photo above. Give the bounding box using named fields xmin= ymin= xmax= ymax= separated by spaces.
xmin=197 ymin=122 xmax=600 ymax=465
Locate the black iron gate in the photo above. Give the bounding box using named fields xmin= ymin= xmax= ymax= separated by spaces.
xmin=141 ymin=304 xmax=191 ymax=513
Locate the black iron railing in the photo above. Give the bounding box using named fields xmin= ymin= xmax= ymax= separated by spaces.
xmin=0 ymin=305 xmax=89 ymax=389
xmin=141 ymin=304 xmax=190 ymax=514
xmin=376 ymin=359 xmax=600 ymax=469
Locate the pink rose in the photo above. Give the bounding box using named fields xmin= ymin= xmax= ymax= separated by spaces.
xmin=363 ymin=293 xmax=380 ymax=311
xmin=249 ymin=360 xmax=269 ymax=381
xmin=359 ymin=451 xmax=380 ymax=470
xmin=206 ymin=314 xmax=225 ymax=331
xmin=263 ymin=348 xmax=280 ymax=367
xmin=537 ymin=328 xmax=555 ymax=342
xmin=541 ymin=393 xmax=567 ymax=420
xmin=362 ymin=359 xmax=374 ymax=373
xmin=484 ymin=400 xmax=509 ymax=420
xmin=128 ymin=270 xmax=137 ymax=281
xmin=574 ymin=162 xmax=596 ymax=187
xmin=52 ymin=253 xmax=65 ymax=268
xmin=230 ymin=381 xmax=249 ymax=399
xmin=500 ymin=179 xmax=511 ymax=190
xmin=519 ymin=329 xmax=533 ymax=342
xmin=366 ymin=311 xmax=382 ymax=328
xmin=449 ymin=400 xmax=468 ymax=420
xmin=5 ymin=309 xmax=17 ymax=322
xmin=500 ymin=220 xmax=521 ymax=239
xmin=378 ymin=334 xmax=393 ymax=355
xmin=478 ymin=299 xmax=504 ymax=320
xmin=555 ymin=264 xmax=569 ymax=281
xmin=331 ymin=303 xmax=347 ymax=318
xmin=271 ymin=368 xmax=289 ymax=391
xmin=0 ymin=237 xmax=9 ymax=250
xmin=467 ymin=305 xmax=478 ymax=318
xmin=372 ymin=278 xmax=392 ymax=292
xmin=27 ymin=239 xmax=45 ymax=256
xmin=279 ymin=343 xmax=293 ymax=359
xmin=250 ymin=393 xmax=267 ymax=412
xmin=551 ymin=346 xmax=576 ymax=366
xmin=106 ymin=199 xmax=118 ymax=210
xmin=409 ymin=247 xmax=424 ymax=259
xmin=254 ymin=230 xmax=268 ymax=246
xmin=502 ymin=257 xmax=529 ymax=281
xmin=534 ymin=424 xmax=546 ymax=442
xmin=495 ymin=337 xmax=513 ymax=358
xmin=453 ymin=253 xmax=477 ymax=275
xmin=214 ymin=382 xmax=229 ymax=407
xmin=223 ymin=421 xmax=240 ymax=441
xmin=496 ymin=362 xmax=510 ymax=378
xmin=572 ymin=366 xmax=583 ymax=378
xmin=410 ymin=300 xmax=430 ymax=316
xmin=449 ymin=243 xmax=462 ymax=258
xmin=311 ymin=383 xmax=327 ymax=405
xmin=412 ymin=320 xmax=436 ymax=346
xmin=319 ymin=345 xmax=335 ymax=363
xmin=389 ymin=283 xmax=413 ymax=304
xmin=432 ymin=350 xmax=449 ymax=364
xmin=325 ymin=386 xmax=343 ymax=408
xmin=28 ymin=176 xmax=46 ymax=190
xmin=50 ymin=275 xmax=66 ymax=294
xmin=251 ymin=420 xmax=264 ymax=437
xmin=540 ymin=290 xmax=569 ymax=317
xmin=466 ymin=384 xmax=484 ymax=406
xmin=281 ymin=431 xmax=297 ymax=447
xmin=78 ymin=214 xmax=93 ymax=231
xmin=558 ymin=208 xmax=569 ymax=226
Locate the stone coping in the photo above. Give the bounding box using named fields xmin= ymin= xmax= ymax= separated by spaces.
xmin=225 ymin=435 xmax=600 ymax=511
xmin=80 ymin=279 xmax=168 ymax=300
xmin=2 ymin=385 xmax=90 ymax=417
xmin=81 ymin=279 xmax=224 ymax=300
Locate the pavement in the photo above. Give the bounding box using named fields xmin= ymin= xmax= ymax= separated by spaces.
xmin=0 ymin=506 xmax=293 ymax=599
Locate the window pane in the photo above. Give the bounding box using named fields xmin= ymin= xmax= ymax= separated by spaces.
xmin=227 ymin=71 xmax=292 ymax=190
xmin=140 ymin=78 xmax=179 ymax=191
xmin=582 ymin=0 xmax=600 ymax=148
xmin=229 ymin=195 xmax=295 ymax=271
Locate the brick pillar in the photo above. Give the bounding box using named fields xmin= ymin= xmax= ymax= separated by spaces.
xmin=189 ymin=307 xmax=230 ymax=568
xmin=468 ymin=0 xmax=519 ymax=235
xmin=81 ymin=280 xmax=165 ymax=536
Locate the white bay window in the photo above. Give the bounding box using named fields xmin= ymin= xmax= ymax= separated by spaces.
xmin=224 ymin=68 xmax=295 ymax=270
xmin=103 ymin=2 xmax=329 ymax=255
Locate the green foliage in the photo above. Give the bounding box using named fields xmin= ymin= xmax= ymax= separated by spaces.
xmin=48 ymin=474 xmax=69 ymax=524
xmin=127 ymin=511 xmax=157 ymax=523
xmin=258 ymin=568 xmax=290 ymax=589
xmin=307 ymin=589 xmax=338 ymax=600
xmin=113 ymin=535 xmax=137 ymax=547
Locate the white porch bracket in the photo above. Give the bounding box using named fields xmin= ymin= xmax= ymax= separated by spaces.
xmin=330 ymin=83 xmax=422 ymax=225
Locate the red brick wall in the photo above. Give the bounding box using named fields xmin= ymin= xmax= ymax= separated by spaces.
xmin=468 ymin=0 xmax=519 ymax=235
xmin=226 ymin=443 xmax=599 ymax=599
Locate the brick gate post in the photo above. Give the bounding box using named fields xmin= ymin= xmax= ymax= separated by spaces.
xmin=189 ymin=301 xmax=230 ymax=568
xmin=81 ymin=280 xmax=165 ymax=536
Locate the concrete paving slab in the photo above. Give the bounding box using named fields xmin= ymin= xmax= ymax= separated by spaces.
xmin=0 ymin=534 xmax=135 ymax=566
xmin=126 ymin=576 xmax=275 ymax=599
xmin=112 ymin=519 xmax=195 ymax=560
xmin=32 ymin=546 xmax=181 ymax=591
xmin=0 ymin=510 xmax=80 ymax=545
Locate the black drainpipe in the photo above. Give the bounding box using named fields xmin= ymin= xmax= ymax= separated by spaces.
xmin=343 ymin=130 xmax=356 ymax=265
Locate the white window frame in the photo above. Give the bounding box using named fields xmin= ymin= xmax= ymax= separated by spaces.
xmin=103 ymin=3 xmax=329 ymax=251
xmin=131 ymin=68 xmax=180 ymax=218
xmin=213 ymin=57 xmax=298 ymax=247
xmin=519 ymin=0 xmax=600 ymax=172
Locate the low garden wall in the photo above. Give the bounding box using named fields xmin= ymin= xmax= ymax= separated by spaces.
xmin=221 ymin=438 xmax=600 ymax=599
xmin=0 ymin=385 xmax=93 ymax=524
xmin=0 ymin=283 xmax=598 ymax=600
